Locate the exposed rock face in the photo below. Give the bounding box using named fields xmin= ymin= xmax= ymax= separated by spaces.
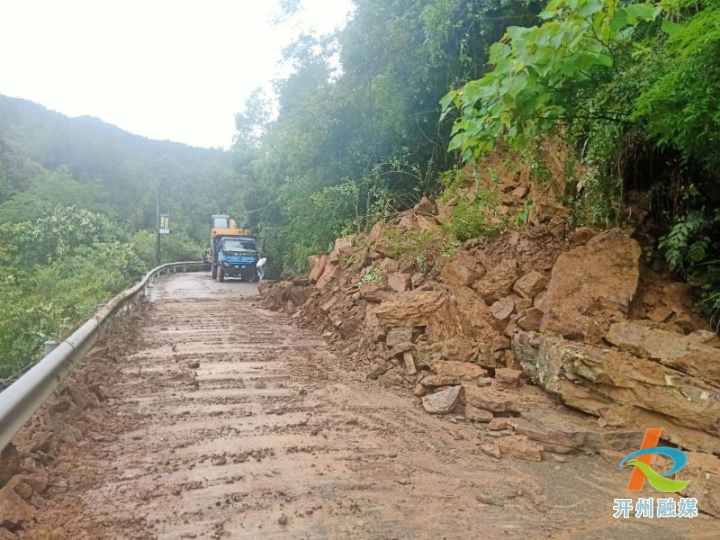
xmin=539 ymin=229 xmax=641 ymax=342
xmin=422 ymin=385 xmax=461 ymax=414
xmin=512 ymin=331 xmax=720 ymax=453
xmin=606 ymin=321 xmax=720 ymax=386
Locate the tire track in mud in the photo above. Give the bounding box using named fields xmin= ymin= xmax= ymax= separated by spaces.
xmin=19 ymin=274 xmax=718 ymax=539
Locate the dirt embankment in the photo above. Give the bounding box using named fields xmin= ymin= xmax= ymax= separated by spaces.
xmin=260 ymin=155 xmax=720 ymax=517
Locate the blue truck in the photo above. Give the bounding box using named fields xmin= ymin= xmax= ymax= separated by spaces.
xmin=209 ymin=215 xmax=259 ymax=283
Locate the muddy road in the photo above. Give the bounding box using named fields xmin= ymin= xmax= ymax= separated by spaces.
xmin=18 ymin=274 xmax=716 ymax=539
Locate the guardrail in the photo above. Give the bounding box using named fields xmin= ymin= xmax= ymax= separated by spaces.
xmin=0 ymin=261 xmax=206 ymax=453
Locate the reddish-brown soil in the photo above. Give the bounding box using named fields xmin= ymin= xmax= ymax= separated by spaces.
xmin=8 ymin=274 xmax=717 ymax=539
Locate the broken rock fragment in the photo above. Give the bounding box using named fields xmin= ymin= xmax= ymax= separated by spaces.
xmin=490 ymin=296 xmax=514 ymax=322
xmin=385 ymin=327 xmax=413 ymax=348
xmin=422 ymin=385 xmax=462 ymax=414
xmin=513 ymin=271 xmax=547 ymax=299
xmin=375 ymin=290 xmax=446 ymax=328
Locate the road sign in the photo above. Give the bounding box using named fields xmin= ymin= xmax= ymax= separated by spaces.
xmin=159 ymin=214 xmax=170 ymax=234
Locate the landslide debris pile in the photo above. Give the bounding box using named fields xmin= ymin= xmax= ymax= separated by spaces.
xmin=261 ymin=162 xmax=720 ymax=515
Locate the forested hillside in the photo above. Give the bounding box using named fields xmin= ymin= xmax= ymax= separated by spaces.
xmin=0 ymin=95 xmax=234 ymax=237
xmin=0 ymin=95 xmax=234 ymax=380
xmin=230 ymin=0 xmax=720 ymax=324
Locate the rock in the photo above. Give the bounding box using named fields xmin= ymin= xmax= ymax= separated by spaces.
xmin=497 ymin=435 xmax=543 ymax=462
xmin=402 ymin=351 xmax=417 ymax=375
xmin=492 ymin=335 xmax=511 ymax=352
xmin=367 ymin=363 xmax=393 ymax=380
xmin=440 ymin=335 xmax=477 ymax=363
xmin=646 ymin=305 xmax=673 ymax=323
xmin=479 ymin=442 xmax=502 ymax=459
xmin=387 ymin=272 xmax=411 ymax=293
xmin=495 ymin=368 xmax=524 ymax=387
xmin=512 ymin=331 xmax=720 ymax=453
xmin=66 ymin=386 xmax=99 ymax=410
xmin=6 ymin=474 xmax=48 ymax=501
xmin=441 ymin=253 xmax=483 ymax=291
xmin=488 ymin=418 xmax=512 ymax=431
xmin=452 ymin=287 xmax=492 ymax=336
xmin=606 ymin=322 xmax=720 ymax=386
xmin=0 ymin=446 xmax=20 ymax=489
xmin=411 ymin=272 xmax=424 ymax=288
xmin=375 ymin=291 xmax=446 ymax=328
xmin=386 ymin=327 xmax=413 ymax=348
xmin=385 ymin=341 xmax=414 ymax=360
xmin=358 ymin=283 xmax=393 ymax=304
xmin=0 ymin=480 xmax=35 ymax=530
xmin=511 ymin=185 xmax=529 ymax=199
xmin=414 ymin=196 xmax=436 ymax=215
xmin=320 ymin=295 xmax=339 ymax=312
xmin=329 ymin=236 xmax=354 ymax=263
xmin=422 ymin=385 xmax=462 ymax=414
xmin=414 ymin=383 xmax=427 ymax=397
xmin=316 ymin=262 xmax=339 ymax=289
xmin=428 ymin=360 xmax=488 ymax=386
xmin=464 ymin=386 xmax=521 ymax=414
xmin=517 ymin=307 xmax=543 ymax=331
xmin=539 ymin=229 xmax=641 ymax=342
xmin=308 ymin=255 xmax=329 ymax=282
xmin=687 ymin=329 xmax=720 ymax=347
xmin=513 ymin=271 xmax=547 ymax=299
xmin=465 ymin=405 xmax=494 ymax=423
xmin=0 ymin=528 xmax=18 ymax=539
xmin=473 ymin=258 xmax=518 ymax=304
xmin=682 ymin=452 xmax=720 ymax=518
xmin=490 ymin=297 xmax=514 ymax=321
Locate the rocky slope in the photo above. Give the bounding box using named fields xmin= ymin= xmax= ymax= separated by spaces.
xmin=260 ymin=161 xmax=720 ymax=516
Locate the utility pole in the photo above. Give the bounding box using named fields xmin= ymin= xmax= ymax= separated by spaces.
xmin=155 ymin=177 xmax=161 ymax=266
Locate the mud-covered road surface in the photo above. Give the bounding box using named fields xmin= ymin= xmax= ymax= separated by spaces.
xmin=19 ymin=274 xmax=717 ymax=539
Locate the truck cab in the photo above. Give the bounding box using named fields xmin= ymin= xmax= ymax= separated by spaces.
xmin=210 ymin=215 xmax=259 ymax=282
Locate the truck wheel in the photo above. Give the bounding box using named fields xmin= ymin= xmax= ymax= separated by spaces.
xmin=211 ymin=265 xmax=217 ymax=280
xmin=218 ymin=268 xmax=225 ymax=282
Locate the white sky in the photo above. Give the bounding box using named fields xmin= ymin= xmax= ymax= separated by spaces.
xmin=0 ymin=0 xmax=353 ymax=148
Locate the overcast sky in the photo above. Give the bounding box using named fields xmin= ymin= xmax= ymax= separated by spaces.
xmin=0 ymin=0 xmax=353 ymax=148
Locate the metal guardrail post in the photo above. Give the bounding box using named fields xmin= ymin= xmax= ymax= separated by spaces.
xmin=0 ymin=261 xmax=203 ymax=453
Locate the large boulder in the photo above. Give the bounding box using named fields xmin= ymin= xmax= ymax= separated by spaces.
xmin=441 ymin=252 xmax=484 ymax=291
xmin=375 ymin=290 xmax=446 ymax=328
xmin=606 ymin=322 xmax=720 ymax=386
xmin=512 ymin=331 xmax=720 ymax=453
xmin=539 ymin=229 xmax=641 ymax=342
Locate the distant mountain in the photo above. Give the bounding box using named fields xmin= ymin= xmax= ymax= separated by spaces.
xmin=0 ymin=94 xmax=235 ymax=238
